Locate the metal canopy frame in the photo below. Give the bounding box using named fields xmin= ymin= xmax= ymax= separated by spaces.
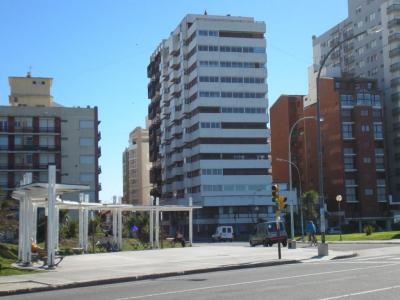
xmin=12 ymin=167 xmax=200 ymax=268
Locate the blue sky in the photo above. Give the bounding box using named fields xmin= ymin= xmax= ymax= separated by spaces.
xmin=0 ymin=0 xmax=348 ymax=202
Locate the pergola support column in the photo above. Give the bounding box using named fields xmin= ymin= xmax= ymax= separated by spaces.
xmin=189 ymin=197 xmax=193 ymax=247
xmin=117 ymin=197 xmax=123 ymax=250
xmin=112 ymin=196 xmax=118 ymax=246
xmin=31 ymin=204 xmax=37 ymax=244
xmin=22 ymin=173 xmax=32 ymax=265
xmin=155 ymin=197 xmax=159 ymax=249
xmin=149 ymin=197 xmax=154 ymax=248
xmin=47 ymin=165 xmax=56 ymax=268
xmin=83 ymin=194 xmax=89 ymax=251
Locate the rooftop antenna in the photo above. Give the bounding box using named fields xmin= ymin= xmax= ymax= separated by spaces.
xmin=27 ymin=65 xmax=32 ymax=77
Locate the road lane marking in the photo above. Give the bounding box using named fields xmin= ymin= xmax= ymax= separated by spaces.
xmin=318 ymin=284 xmax=400 ymax=299
xmin=355 ymin=255 xmax=395 ymax=261
xmin=114 ymin=262 xmax=400 ymax=300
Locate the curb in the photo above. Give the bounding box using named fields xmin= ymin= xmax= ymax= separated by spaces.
xmin=331 ymin=252 xmax=358 ymax=260
xmin=327 ymin=241 xmax=400 ymax=245
xmin=0 ymin=259 xmax=299 ymax=296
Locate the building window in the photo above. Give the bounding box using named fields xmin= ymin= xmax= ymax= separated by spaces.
xmin=80 ymin=137 xmax=94 ymax=146
xmin=340 ymin=95 xmax=354 ymax=106
xmin=0 ymin=136 xmax=8 ymax=149
xmin=80 ymin=120 xmax=94 ymax=129
xmin=342 ymin=124 xmax=354 ymax=138
xmin=361 ymin=125 xmax=370 ymax=132
xmin=344 ymin=157 xmax=355 ymax=170
xmin=377 ymin=187 xmax=386 ymax=202
xmin=346 ymin=187 xmax=357 ymax=202
xmin=345 ymin=179 xmax=356 ymax=186
xmin=80 ymin=173 xmax=95 ymax=182
xmin=375 ymin=156 xmax=385 ymax=169
xmin=374 ymin=123 xmax=383 ymax=139
xmin=361 ymin=110 xmax=369 ymax=116
xmin=39 ymin=153 xmax=55 ymax=166
xmin=363 ymin=157 xmax=371 ymax=163
xmin=80 ymin=155 xmax=95 ymax=164
xmin=343 ymin=148 xmax=354 ymax=155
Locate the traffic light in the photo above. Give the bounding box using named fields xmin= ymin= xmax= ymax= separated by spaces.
xmin=278 ymin=196 xmax=287 ymax=210
xmin=272 ymin=184 xmax=279 ymax=202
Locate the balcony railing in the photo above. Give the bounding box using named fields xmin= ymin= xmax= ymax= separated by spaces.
xmin=387 ymin=3 xmax=400 ymax=14
xmin=389 ymin=33 xmax=400 ymax=43
xmin=388 ymin=17 xmax=400 ymax=28
xmin=390 ymin=62 xmax=400 ymax=72
xmin=390 ymin=47 xmax=400 ymax=58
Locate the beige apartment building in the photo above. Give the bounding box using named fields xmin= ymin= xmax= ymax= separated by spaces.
xmin=0 ymin=73 xmax=101 ymax=202
xmin=122 ymin=127 xmax=151 ymax=205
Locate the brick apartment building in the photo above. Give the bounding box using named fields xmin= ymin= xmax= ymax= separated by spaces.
xmin=271 ymin=77 xmax=400 ymax=231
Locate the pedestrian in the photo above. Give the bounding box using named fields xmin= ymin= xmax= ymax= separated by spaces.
xmin=306 ymin=220 xmax=316 ymax=243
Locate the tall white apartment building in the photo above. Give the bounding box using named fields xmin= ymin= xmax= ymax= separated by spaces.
xmin=311 ymin=0 xmax=400 ymax=202
xmin=147 ymin=14 xmax=273 ymax=237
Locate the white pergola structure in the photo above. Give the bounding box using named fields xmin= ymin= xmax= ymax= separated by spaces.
xmin=12 ymin=166 xmax=199 ymax=268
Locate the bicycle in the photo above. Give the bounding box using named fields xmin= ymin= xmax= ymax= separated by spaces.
xmin=308 ymin=235 xmax=318 ymax=247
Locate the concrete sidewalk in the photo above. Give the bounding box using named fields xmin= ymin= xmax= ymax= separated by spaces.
xmin=0 ymin=243 xmax=353 ymax=296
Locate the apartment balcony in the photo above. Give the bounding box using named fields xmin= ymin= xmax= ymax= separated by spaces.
xmin=97 ymin=132 xmax=101 ymax=141
xmin=98 ymin=183 xmax=102 ymax=191
xmin=97 ymin=166 xmax=102 ymax=174
xmin=391 ymin=77 xmax=400 ymax=88
xmin=388 ymin=17 xmax=400 ymax=28
xmin=0 ymin=125 xmax=8 ymax=132
xmin=39 ymin=127 xmax=58 ymax=133
xmin=12 ymin=145 xmax=60 ymax=152
xmin=390 ymin=62 xmax=400 ymax=72
xmin=13 ymin=164 xmax=34 ymax=170
xmin=13 ymin=126 xmax=34 ymax=133
xmin=389 ymin=33 xmax=400 ymax=43
xmin=387 ymin=3 xmax=400 ymax=14
xmin=392 ymin=92 xmax=400 ymax=101
xmin=390 ymin=47 xmax=400 ymax=58
xmin=97 ymin=147 xmax=102 ymax=157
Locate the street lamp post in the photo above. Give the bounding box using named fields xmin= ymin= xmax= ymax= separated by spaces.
xmin=276 ymin=157 xmax=304 ymax=241
xmin=287 ymin=116 xmax=316 ymax=241
xmin=336 ymin=195 xmax=343 ymax=241
xmin=315 ymin=27 xmax=380 ymax=246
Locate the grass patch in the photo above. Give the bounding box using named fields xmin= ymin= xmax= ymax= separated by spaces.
xmin=323 ymin=231 xmax=400 ymax=241
xmin=0 ymin=243 xmax=42 ymax=276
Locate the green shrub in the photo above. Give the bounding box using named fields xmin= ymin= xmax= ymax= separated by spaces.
xmin=364 ymin=224 xmax=375 ymax=236
xmin=67 ymin=220 xmax=78 ymax=238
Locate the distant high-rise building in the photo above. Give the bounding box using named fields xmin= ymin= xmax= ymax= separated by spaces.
xmin=271 ymin=77 xmax=399 ymax=231
xmin=0 ymin=73 xmax=101 ymax=202
xmin=147 ymin=14 xmax=272 ymax=237
xmin=311 ymin=0 xmax=400 ymax=202
xmin=122 ymin=127 xmax=151 ymax=205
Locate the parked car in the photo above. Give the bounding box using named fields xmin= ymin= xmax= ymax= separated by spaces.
xmin=249 ymin=221 xmax=287 ymax=247
xmin=212 ymin=226 xmax=234 ymax=242
xmin=327 ymin=227 xmax=342 ymax=234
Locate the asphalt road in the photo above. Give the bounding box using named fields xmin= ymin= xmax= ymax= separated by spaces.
xmin=4 ymin=251 xmax=400 ymax=300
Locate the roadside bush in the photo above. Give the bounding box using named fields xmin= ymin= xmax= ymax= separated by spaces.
xmin=364 ymin=224 xmax=375 ymax=236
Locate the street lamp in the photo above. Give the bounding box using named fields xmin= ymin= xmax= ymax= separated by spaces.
xmin=276 ymin=157 xmax=304 ymax=242
xmin=287 ymin=116 xmax=316 ymax=241
xmin=336 ymin=194 xmax=343 ymax=241
xmin=315 ymin=26 xmax=381 ymax=247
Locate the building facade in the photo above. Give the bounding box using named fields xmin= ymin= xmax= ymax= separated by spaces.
xmin=147 ymin=14 xmax=272 ymax=237
xmin=271 ymin=77 xmax=400 ymax=231
xmin=122 ymin=127 xmax=151 ymax=205
xmin=0 ymin=74 xmax=101 ymax=202
xmin=311 ymin=0 xmax=400 ymax=202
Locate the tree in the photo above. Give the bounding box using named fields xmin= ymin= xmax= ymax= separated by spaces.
xmin=302 ymin=190 xmax=319 ymax=221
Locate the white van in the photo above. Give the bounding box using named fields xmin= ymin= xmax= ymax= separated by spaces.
xmin=212 ymin=226 xmax=234 ymax=242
